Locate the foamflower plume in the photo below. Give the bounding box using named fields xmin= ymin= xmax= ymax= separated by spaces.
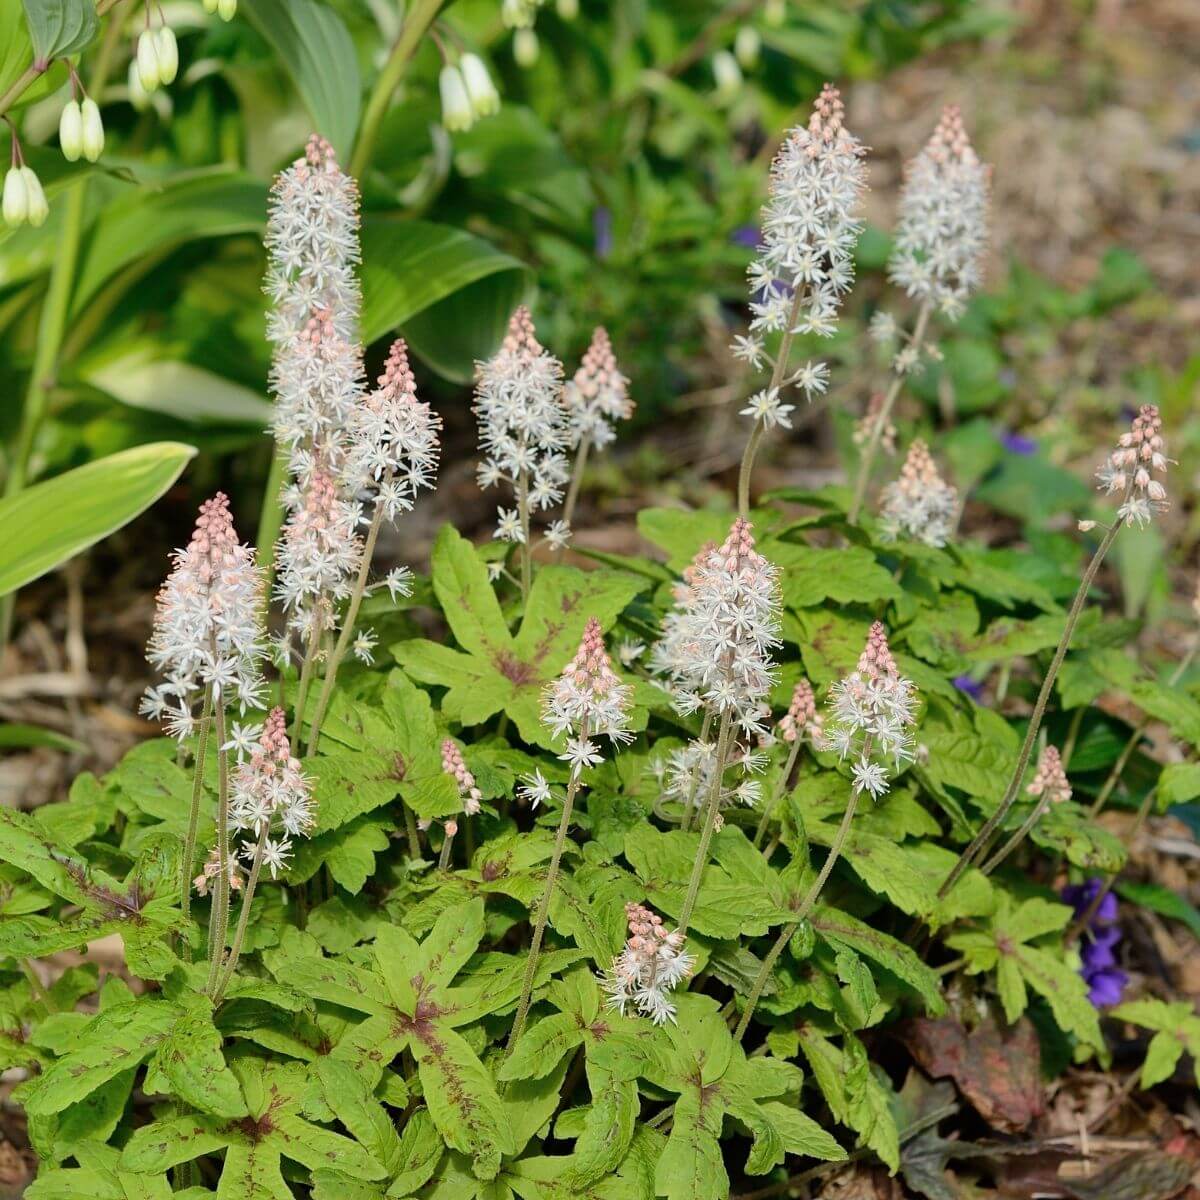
xmin=602 ymin=902 xmax=694 ymax=1025
xmin=824 ymin=621 xmax=918 ymax=800
xmin=543 ymin=616 xmax=634 ymax=777
xmin=778 ymin=678 xmax=822 ymax=745
xmin=442 ymin=739 xmax=482 ymax=817
xmin=142 ymin=493 xmax=266 ymax=735
xmin=1027 ymin=744 xmax=1071 ymax=807
xmin=878 ymin=438 xmax=958 ymax=547
xmin=1097 ymin=403 xmax=1170 ymax=528
xmin=888 ymin=105 xmax=990 ymax=320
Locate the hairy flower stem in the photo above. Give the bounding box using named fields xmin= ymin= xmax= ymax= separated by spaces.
xmin=848 ymin=301 xmax=932 ymax=524
xmin=306 ymin=484 xmax=390 ymax=756
xmin=936 ymin=519 xmax=1123 ymax=903
xmin=350 ymin=0 xmax=444 ymax=179
xmin=737 ymin=287 xmax=807 ymax=519
xmin=507 ymin=721 xmax=590 ymax=1056
xmin=735 ymin=789 xmax=860 ymax=1042
xmin=980 ymin=797 xmax=1048 ymax=876
xmin=678 ymin=708 xmax=735 ymax=940
xmin=402 ymin=801 xmax=421 ymax=860
xmin=180 ymin=686 xmax=215 ymax=940
xmin=753 ymin=737 xmax=803 ymax=849
xmin=1090 ymin=642 xmax=1197 ymax=818
xmin=680 ymin=710 xmax=714 ymax=833
xmin=212 ymin=822 xmax=268 ymax=1003
xmin=562 ymin=435 xmax=591 ymax=529
xmin=291 ymin=617 xmax=323 ymax=746
xmin=517 ymin=464 xmax=533 ymax=603
xmin=437 ymin=829 xmax=455 ymax=872
xmin=205 ymin=702 xmax=233 ymax=995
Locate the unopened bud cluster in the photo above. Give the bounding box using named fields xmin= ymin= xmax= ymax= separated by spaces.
xmin=1096 ymin=404 xmax=1169 ymax=528
xmin=878 ymin=439 xmax=958 ymax=548
xmin=778 ymin=679 xmax=822 ymax=744
xmin=442 ymin=740 xmax=482 ymax=816
xmin=602 ymin=902 xmax=694 ymax=1024
xmin=1027 ymin=745 xmax=1071 ymax=807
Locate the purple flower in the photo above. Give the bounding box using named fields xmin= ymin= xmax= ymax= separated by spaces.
xmin=731 ymin=224 xmax=760 ymax=249
xmin=593 ymin=206 xmax=613 ymax=260
xmin=999 ymin=430 xmax=1037 ymax=455
xmin=1062 ymin=878 xmax=1128 ymax=1008
xmin=953 ymin=675 xmax=985 ymax=701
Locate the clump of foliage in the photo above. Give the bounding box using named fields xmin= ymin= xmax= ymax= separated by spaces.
xmin=1 ymin=4 xmax=1197 ymax=1200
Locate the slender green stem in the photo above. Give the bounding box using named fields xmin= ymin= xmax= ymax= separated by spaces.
xmin=180 ymin=687 xmax=215 ymax=940
xmin=679 ymin=710 xmax=713 ymax=833
xmin=980 ymin=796 xmax=1047 ymax=876
xmin=1090 ymin=641 xmax=1197 ymax=818
xmin=753 ymin=736 xmax=802 ymax=849
xmin=1060 ymin=706 xmax=1085 ymax=770
xmin=735 ymin=789 xmax=859 ymax=1042
xmin=848 ymin=302 xmax=932 ymax=524
xmin=402 ymin=801 xmax=421 ymax=860
xmin=437 ymin=826 xmax=456 ymax=872
xmin=212 ymin=821 xmax=268 ymax=1002
xmin=254 ymin=444 xmax=289 ymax=594
xmin=562 ymin=435 xmax=591 ymax=530
xmin=936 ymin=518 xmax=1124 ymax=902
xmin=0 ymin=64 xmax=43 ymax=120
xmin=349 ymin=0 xmax=444 ymax=179
xmin=205 ymin=701 xmax=232 ymax=994
xmin=507 ymin=726 xmax=589 ymax=1055
xmin=291 ymin=618 xmax=323 ymax=745
xmin=517 ymin=465 xmax=532 ymax=603
xmin=678 ymin=708 xmax=734 ymax=940
xmin=736 ymin=287 xmax=807 ymax=519
xmin=306 ymin=492 xmax=388 ymax=755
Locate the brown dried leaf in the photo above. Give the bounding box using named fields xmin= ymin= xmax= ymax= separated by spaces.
xmin=902 ymin=1015 xmax=1044 ymax=1133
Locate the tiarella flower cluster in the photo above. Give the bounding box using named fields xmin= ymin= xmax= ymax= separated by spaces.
xmin=733 ymin=84 xmax=867 ymax=426
xmin=475 ymin=307 xmax=570 ymax=542
xmin=852 ymin=392 xmax=896 ymax=456
xmin=142 ymin=494 xmax=265 ymax=737
xmin=602 ymin=902 xmax=694 ymax=1024
xmin=275 ymin=467 xmax=363 ymax=638
xmin=563 ymin=327 xmax=633 ymax=451
xmin=227 ymin=708 xmax=315 ymax=879
xmin=778 ymin=678 xmax=823 ymax=745
xmin=1096 ymin=404 xmax=1170 ymax=528
xmin=344 ymin=339 xmax=442 ymax=522
xmin=657 ymin=740 xmax=765 ymax=818
xmin=442 ymin=739 xmax=482 ymax=817
xmin=878 ymin=439 xmax=958 ymax=548
xmin=824 ymin=622 xmax=918 ymax=799
xmin=1027 ymin=744 xmax=1071 ymax=807
xmin=543 ymin=617 xmax=633 ymax=776
xmin=888 ymin=105 xmax=990 ymax=319
xmin=651 ymin=519 xmax=781 ymax=736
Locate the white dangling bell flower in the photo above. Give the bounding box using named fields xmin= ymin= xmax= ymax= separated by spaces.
xmin=136 ymin=30 xmax=161 ymax=92
xmin=218 ymin=0 xmax=237 ymax=19
xmin=59 ymin=100 xmax=83 ymax=161
xmin=513 ymin=28 xmax=539 ymax=68
xmin=80 ymin=98 xmax=105 ymax=162
xmin=128 ymin=60 xmax=152 ymax=111
xmin=2 ymin=167 xmax=28 ymax=227
xmin=155 ymin=26 xmax=179 ymax=85
xmin=460 ymin=54 xmax=500 ymax=119
xmin=438 ymin=65 xmax=474 ymax=132
xmin=21 ymin=167 xmax=48 ymax=228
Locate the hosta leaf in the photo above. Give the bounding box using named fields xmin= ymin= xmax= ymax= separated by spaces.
xmin=0 ymin=443 xmax=196 ymax=597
